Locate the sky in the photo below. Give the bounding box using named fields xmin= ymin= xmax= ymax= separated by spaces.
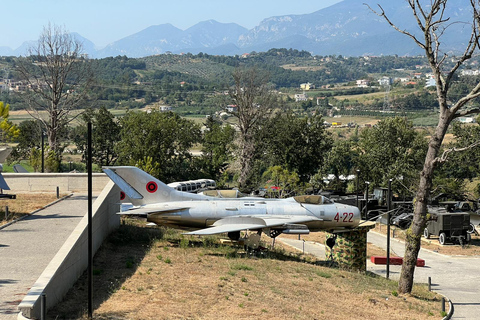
xmin=1 ymin=0 xmax=342 ymax=49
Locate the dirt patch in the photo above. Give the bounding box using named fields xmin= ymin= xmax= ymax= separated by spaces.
xmin=48 ymin=219 xmax=445 ymax=320
xmin=0 ymin=192 xmax=68 ymax=226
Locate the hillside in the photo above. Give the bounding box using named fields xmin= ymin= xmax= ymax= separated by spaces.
xmin=47 ymin=220 xmax=444 ymax=319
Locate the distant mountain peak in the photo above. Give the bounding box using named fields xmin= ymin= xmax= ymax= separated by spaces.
xmin=3 ymin=1 xmax=474 ymax=58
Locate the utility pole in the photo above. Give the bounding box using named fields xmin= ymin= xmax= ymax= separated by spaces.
xmin=87 ymin=122 xmax=93 ymax=319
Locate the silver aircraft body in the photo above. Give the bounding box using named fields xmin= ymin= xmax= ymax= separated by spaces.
xmin=103 ymin=166 xmax=361 ymax=239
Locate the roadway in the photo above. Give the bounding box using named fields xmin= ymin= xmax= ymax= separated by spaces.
xmin=280 ymin=231 xmax=480 ymax=320
xmin=0 ymin=195 xmax=90 ymax=319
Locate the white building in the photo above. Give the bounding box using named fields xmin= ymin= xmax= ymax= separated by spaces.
xmin=295 ymin=93 xmax=308 ymax=102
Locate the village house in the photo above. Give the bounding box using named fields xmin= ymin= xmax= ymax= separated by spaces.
xmin=461 ymin=69 xmax=480 ymax=76
xmin=159 ymin=105 xmax=172 ymax=112
xmin=226 ymin=105 xmax=238 ymax=113
xmin=300 ymin=82 xmax=315 ymax=90
xmin=378 ymin=76 xmax=392 ymax=86
xmin=356 ymin=79 xmax=370 ymax=87
xmin=295 ymin=93 xmax=308 ymax=102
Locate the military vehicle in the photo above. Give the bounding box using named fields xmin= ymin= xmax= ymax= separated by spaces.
xmin=424 ymin=207 xmax=471 ymax=245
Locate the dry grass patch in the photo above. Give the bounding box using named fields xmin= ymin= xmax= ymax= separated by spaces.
xmin=0 ymin=192 xmax=68 ymax=226
xmin=49 ymin=219 xmax=445 ymax=320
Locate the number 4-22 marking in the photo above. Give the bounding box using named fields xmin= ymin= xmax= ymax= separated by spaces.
xmin=334 ymin=212 xmax=354 ymax=223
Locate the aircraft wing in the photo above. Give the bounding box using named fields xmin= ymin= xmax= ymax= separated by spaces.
xmin=185 ymin=215 xmax=320 ymax=235
xmin=119 ymin=205 xmax=189 ymax=216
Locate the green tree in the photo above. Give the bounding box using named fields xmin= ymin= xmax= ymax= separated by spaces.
xmin=442 ymin=121 xmax=480 ymax=181
xmin=356 ymin=117 xmax=426 ymax=194
xmin=261 ymin=113 xmax=333 ymax=182
xmin=262 ymin=165 xmax=300 ymax=198
xmin=0 ymin=101 xmax=20 ymax=142
xmin=116 ymin=111 xmax=201 ymax=182
xmin=200 ymin=117 xmax=235 ymax=184
xmin=433 ymin=120 xmax=480 ymax=199
xmin=322 ymin=139 xmax=359 ymax=193
xmin=10 ymin=120 xmax=42 ymax=161
xmin=73 ymin=106 xmax=120 ymax=167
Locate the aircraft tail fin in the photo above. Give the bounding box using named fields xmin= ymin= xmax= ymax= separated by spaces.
xmin=103 ymin=166 xmax=201 ymax=206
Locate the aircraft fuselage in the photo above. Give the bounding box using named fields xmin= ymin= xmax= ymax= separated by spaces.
xmin=145 ymin=197 xmax=360 ymax=232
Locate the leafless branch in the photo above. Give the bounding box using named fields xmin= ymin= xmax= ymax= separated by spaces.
xmin=434 ymin=141 xmax=480 ymax=164
xmin=364 ymin=3 xmax=425 ymax=49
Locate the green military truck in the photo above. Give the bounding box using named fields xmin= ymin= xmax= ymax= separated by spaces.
xmin=423 ymin=207 xmax=471 ymax=245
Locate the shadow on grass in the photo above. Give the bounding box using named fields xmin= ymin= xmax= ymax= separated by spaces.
xmin=181 ymin=236 xmax=342 ymax=268
xmin=47 ymin=222 xmax=164 ymax=320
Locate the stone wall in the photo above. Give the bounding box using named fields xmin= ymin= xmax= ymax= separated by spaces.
xmin=3 ymin=172 xmax=110 ymax=193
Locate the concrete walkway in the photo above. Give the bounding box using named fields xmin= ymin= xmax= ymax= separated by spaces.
xmin=280 ymin=232 xmax=480 ymax=320
xmin=0 ymin=195 xmax=91 ymax=319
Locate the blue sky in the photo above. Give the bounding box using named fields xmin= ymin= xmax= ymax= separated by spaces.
xmin=2 ymin=0 xmax=341 ymax=49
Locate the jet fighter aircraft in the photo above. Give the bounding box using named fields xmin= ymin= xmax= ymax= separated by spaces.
xmin=103 ymin=166 xmax=361 ymax=241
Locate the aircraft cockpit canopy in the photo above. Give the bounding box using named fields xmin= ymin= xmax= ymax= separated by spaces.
xmin=294 ymin=195 xmax=333 ymax=205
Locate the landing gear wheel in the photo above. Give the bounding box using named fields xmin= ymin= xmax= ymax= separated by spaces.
xmin=423 ymin=228 xmax=430 ymax=239
xmin=439 ymin=232 xmax=446 ymax=245
xmin=467 ymin=223 xmax=476 ymax=234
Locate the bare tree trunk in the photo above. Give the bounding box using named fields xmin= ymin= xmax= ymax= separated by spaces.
xmin=229 ymin=67 xmax=276 ymax=192
xmin=399 ymin=119 xmax=448 ymax=292
xmin=368 ymin=1 xmax=480 ymax=294
xmin=237 ymin=134 xmax=255 ymax=190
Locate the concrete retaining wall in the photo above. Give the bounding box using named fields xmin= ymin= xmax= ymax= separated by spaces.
xmin=17 ymin=181 xmax=120 ymax=319
xmin=3 ymin=173 xmax=110 ymax=193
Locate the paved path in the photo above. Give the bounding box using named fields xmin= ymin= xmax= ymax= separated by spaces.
xmin=0 ymin=195 xmax=90 ymax=319
xmin=280 ymin=232 xmax=480 ymax=320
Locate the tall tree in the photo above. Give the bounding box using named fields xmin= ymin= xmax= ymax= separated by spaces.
xmin=200 ymin=116 xmax=236 ymax=185
xmin=116 ymin=111 xmax=201 ymax=182
xmin=369 ymin=1 xmax=480 ymax=294
xmin=356 ymin=117 xmax=427 ymax=192
xmin=72 ymin=106 xmax=121 ymax=167
xmin=229 ymin=67 xmax=276 ymax=192
xmin=15 ymin=24 xmax=94 ymax=167
xmin=10 ymin=120 xmax=42 ymax=161
xmin=261 ymin=113 xmax=333 ymax=182
xmin=321 ymin=139 xmax=358 ymax=193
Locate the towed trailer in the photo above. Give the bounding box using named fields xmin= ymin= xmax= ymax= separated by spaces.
xmin=424 ymin=207 xmax=471 ymax=245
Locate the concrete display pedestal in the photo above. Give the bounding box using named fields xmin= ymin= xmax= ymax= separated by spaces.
xmin=325 ymin=223 xmax=375 ymax=272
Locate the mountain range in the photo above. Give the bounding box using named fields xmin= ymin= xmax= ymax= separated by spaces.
xmin=0 ymin=0 xmax=474 ymax=58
